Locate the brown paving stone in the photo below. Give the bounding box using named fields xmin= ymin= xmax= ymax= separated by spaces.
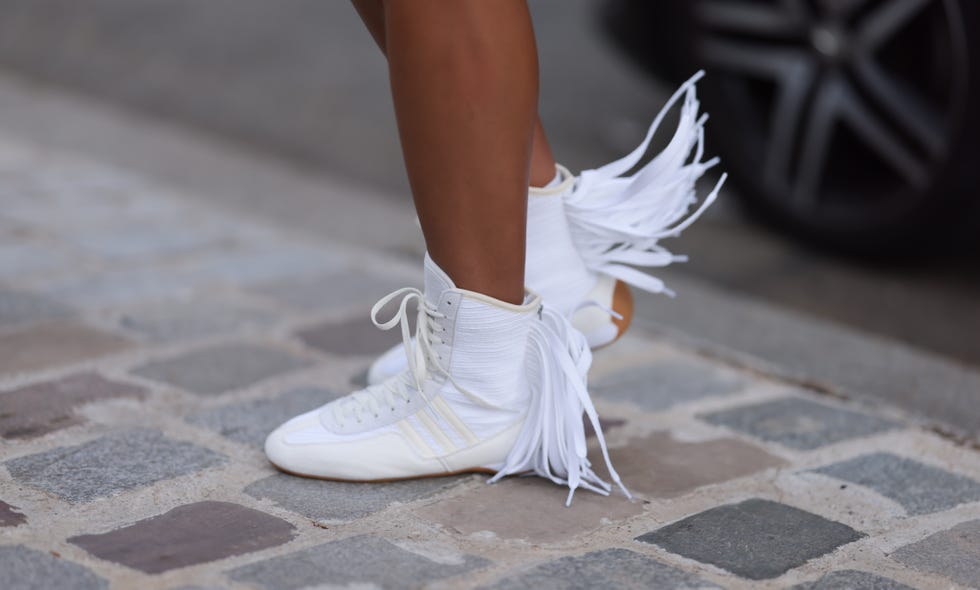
xmin=414 ymin=476 xmax=642 ymax=543
xmin=0 ymin=372 xmax=146 ymax=439
xmin=0 ymin=501 xmax=27 ymax=527
xmin=69 ymin=501 xmax=296 ymax=574
xmin=592 ymin=431 xmax=788 ymax=498
xmin=0 ymin=321 xmax=131 ymax=375
xmin=296 ymin=315 xmax=400 ymax=357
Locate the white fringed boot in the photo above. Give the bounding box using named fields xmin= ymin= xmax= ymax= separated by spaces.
xmin=265 ymin=254 xmax=628 ymax=504
xmin=366 ymin=71 xmax=727 ymax=386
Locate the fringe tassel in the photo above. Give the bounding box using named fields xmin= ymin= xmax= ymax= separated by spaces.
xmin=488 ymin=305 xmax=631 ymax=506
xmin=564 ymin=70 xmax=728 ymax=297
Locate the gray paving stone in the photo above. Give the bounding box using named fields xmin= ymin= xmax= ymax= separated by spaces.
xmin=810 ymin=453 xmax=980 ymax=515
xmin=296 ymin=315 xmax=401 ymax=357
xmin=891 ymin=519 xmax=980 ymax=588
xmin=0 ymin=372 xmax=147 ymax=439
xmin=42 ymin=265 xmax=199 ymax=309
xmin=790 ymin=570 xmax=915 ymax=589
xmin=0 ymin=545 xmax=108 ymax=590
xmin=0 ymin=288 xmax=73 ymax=329
xmin=68 ymin=219 xmax=229 ymax=262
xmin=5 ymin=429 xmax=226 ymax=503
xmin=117 ymin=299 xmax=278 ymax=343
xmin=0 ymin=501 xmax=27 ymax=527
xmin=593 ymin=357 xmax=746 ymax=410
xmin=636 ymin=498 xmax=865 ymax=580
xmin=187 ymin=386 xmax=339 ymax=447
xmin=132 ymin=343 xmax=312 ymax=395
xmin=699 ymin=397 xmax=901 ymax=450
xmin=227 ymin=534 xmax=490 ymax=589
xmin=245 ymin=472 xmax=463 ymax=522
xmin=480 ymin=548 xmax=722 ymax=590
xmin=178 ymin=243 xmax=341 ymax=286
xmin=253 ymin=267 xmax=409 ymax=312
xmin=0 ymin=242 xmax=78 ymax=279
xmin=69 ymin=501 xmax=296 ymax=574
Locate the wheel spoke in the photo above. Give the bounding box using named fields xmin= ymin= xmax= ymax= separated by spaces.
xmin=816 ymin=0 xmax=870 ymax=20
xmin=852 ymin=54 xmax=947 ymax=156
xmin=697 ymin=0 xmax=807 ymax=37
xmin=837 ymin=77 xmax=931 ymax=188
xmin=700 ymin=37 xmax=810 ymax=78
xmin=857 ymin=0 xmax=930 ymax=51
xmin=764 ymin=60 xmax=818 ymax=191
xmin=793 ymin=75 xmax=844 ymax=207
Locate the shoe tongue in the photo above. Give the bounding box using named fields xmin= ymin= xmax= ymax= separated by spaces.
xmin=423 ymin=253 xmax=457 ymax=305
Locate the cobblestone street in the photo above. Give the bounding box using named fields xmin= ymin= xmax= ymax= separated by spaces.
xmin=0 ymin=133 xmax=978 ymax=590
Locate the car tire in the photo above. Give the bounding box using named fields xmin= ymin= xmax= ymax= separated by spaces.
xmin=602 ymin=0 xmax=979 ymax=256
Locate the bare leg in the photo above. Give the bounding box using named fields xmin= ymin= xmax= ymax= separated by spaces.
xmin=529 ymin=119 xmax=558 ymax=187
xmin=378 ymin=0 xmax=537 ymax=303
xmin=352 ymin=0 xmax=557 ymax=192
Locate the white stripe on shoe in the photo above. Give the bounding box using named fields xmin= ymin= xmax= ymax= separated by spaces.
xmin=396 ymin=419 xmax=436 ymax=457
xmin=406 ymin=414 xmax=442 ymax=455
xmin=431 ymin=396 xmax=480 ymax=446
xmin=416 ymin=409 xmax=458 ymax=454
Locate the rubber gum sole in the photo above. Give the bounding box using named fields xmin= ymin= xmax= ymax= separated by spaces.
xmin=271 ymin=462 xmax=509 ymax=484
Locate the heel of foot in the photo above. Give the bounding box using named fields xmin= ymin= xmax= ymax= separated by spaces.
xmin=610 ymin=280 xmax=633 ymax=343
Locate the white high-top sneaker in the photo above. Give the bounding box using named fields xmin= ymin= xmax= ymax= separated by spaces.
xmin=265 ymin=253 xmax=629 ymax=504
xmin=366 ymin=71 xmax=727 ymax=386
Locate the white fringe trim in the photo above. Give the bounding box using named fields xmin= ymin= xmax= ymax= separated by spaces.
xmin=488 ymin=304 xmax=631 ymax=506
xmin=564 ymin=70 xmax=728 ymax=297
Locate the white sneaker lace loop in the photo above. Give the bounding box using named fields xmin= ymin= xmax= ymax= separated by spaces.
xmin=331 ymin=288 xmax=446 ymax=426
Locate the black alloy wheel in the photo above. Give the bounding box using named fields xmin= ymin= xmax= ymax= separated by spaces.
xmin=603 ymin=0 xmax=979 ymax=255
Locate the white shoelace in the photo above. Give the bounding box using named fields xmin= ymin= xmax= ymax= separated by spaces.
xmin=565 ymin=70 xmax=728 ymax=297
xmin=332 ymin=288 xmax=445 ymax=426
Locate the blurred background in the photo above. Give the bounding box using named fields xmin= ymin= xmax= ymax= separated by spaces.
xmin=0 ymin=0 xmax=976 ymax=431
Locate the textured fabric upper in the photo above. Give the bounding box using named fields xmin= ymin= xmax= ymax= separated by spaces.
xmin=526 ymin=177 xmax=599 ymax=317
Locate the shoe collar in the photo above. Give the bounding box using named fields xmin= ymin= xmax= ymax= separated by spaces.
xmin=529 ymin=164 xmax=575 ymax=197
